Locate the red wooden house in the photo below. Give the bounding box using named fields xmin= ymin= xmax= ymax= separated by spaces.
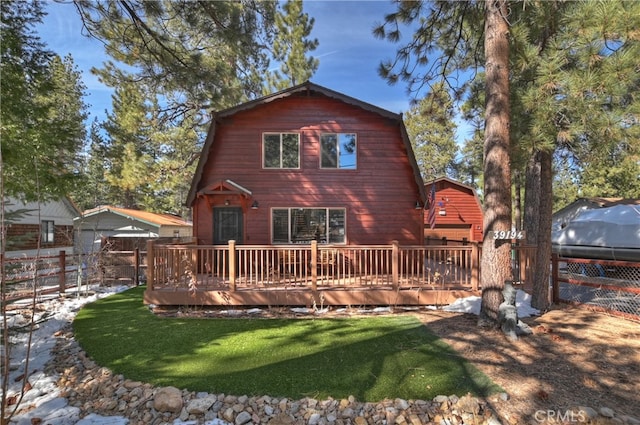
xmin=424 ymin=177 xmax=483 ymax=244
xmin=186 ymin=81 xmax=426 ymax=247
xmin=142 ymin=83 xmax=495 ymax=308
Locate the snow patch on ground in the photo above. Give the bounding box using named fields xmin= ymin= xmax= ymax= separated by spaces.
xmin=444 ymin=289 xmax=540 ymax=318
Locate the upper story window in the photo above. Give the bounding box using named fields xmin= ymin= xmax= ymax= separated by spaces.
xmin=263 ymin=133 xmax=300 ymax=169
xmin=320 ymin=133 xmax=357 ymax=169
xmin=272 ymin=208 xmax=346 ymax=244
xmin=41 ymin=220 xmax=54 ymax=244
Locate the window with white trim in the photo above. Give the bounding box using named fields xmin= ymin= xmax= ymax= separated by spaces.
xmin=320 ymin=133 xmax=357 ymax=169
xmin=263 ymin=133 xmax=300 ymax=169
xmin=272 ymin=208 xmax=346 ymax=244
xmin=41 ymin=220 xmax=54 ymax=244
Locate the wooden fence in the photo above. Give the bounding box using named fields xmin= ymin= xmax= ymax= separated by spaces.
xmin=1 ymin=249 xmax=147 ymax=304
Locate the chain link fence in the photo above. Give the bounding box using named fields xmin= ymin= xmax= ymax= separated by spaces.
xmin=556 ymin=257 xmax=640 ymax=319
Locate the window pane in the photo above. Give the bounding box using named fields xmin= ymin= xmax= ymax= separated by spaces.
xmin=264 ymin=134 xmax=281 ymax=168
xmin=328 ymin=209 xmax=345 ymax=243
xmin=272 ymin=209 xmax=289 ymax=243
xmin=320 ymin=134 xmax=337 ymax=168
xmin=291 ymin=209 xmax=326 ymax=243
xmin=272 ymin=208 xmax=345 ymax=244
xmin=338 ymin=133 xmax=357 ymax=169
xmin=281 ymin=133 xmax=299 ymax=168
xmin=41 ymin=221 xmax=54 ymax=243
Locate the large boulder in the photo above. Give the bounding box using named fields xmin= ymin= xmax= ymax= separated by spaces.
xmin=153 ymin=386 xmax=183 ymax=413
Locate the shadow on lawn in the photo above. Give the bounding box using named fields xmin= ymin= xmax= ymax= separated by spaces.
xmin=73 ymin=286 xmax=501 ymax=402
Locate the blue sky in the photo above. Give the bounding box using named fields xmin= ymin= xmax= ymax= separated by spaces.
xmin=39 ymin=1 xmax=417 ymax=126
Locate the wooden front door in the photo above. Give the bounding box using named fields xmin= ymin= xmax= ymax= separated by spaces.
xmin=213 ymin=207 xmax=243 ymax=244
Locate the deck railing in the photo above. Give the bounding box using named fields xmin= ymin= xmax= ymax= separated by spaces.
xmin=146 ymin=240 xmax=489 ymax=292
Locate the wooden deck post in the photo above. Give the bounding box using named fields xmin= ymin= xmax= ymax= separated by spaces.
xmin=191 ymin=244 xmax=198 ymax=283
xmin=392 ymin=240 xmax=399 ymax=289
xmin=59 ymin=250 xmax=66 ymax=295
xmin=310 ymin=240 xmax=318 ymax=291
xmin=471 ymin=242 xmax=479 ymax=291
xmin=229 ymin=240 xmax=236 ymax=291
xmin=146 ymin=240 xmax=154 ymax=290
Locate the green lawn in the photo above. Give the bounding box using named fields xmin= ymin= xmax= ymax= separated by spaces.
xmin=73 ymin=286 xmax=501 ymax=401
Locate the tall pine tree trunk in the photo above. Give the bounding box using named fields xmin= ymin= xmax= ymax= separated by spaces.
xmin=525 ymin=149 xmax=553 ymax=310
xmin=479 ymin=0 xmax=513 ymax=326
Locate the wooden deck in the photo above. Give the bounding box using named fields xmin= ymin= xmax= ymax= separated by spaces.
xmin=145 ymin=274 xmax=478 ymax=307
xmin=143 ymin=240 xmax=535 ymax=307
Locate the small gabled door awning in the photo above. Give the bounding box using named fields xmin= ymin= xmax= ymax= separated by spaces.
xmin=197 ymin=179 xmax=253 ymax=197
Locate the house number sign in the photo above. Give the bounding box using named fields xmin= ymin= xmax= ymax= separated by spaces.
xmin=488 ymin=230 xmax=526 ymax=240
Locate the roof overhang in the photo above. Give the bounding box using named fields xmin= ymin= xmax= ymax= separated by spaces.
xmin=197 ymin=179 xmax=252 ymax=197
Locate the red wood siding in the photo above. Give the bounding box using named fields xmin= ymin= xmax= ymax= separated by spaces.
xmin=194 ymin=95 xmax=423 ymax=245
xmin=424 ymin=179 xmax=483 ymax=242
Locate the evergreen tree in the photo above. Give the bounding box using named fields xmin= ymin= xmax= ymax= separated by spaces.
xmin=457 ymin=80 xmax=485 ymax=190
xmin=509 ymin=0 xmax=640 ymax=309
xmin=144 ymin=110 xmax=200 ymax=217
xmin=97 ymin=82 xmax=200 ymax=215
xmin=72 ymin=1 xmax=279 ymax=214
xmin=75 ymin=0 xmax=277 ymax=120
xmin=556 ymin=1 xmax=640 ymax=200
xmin=478 ymin=0 xmax=512 ymax=326
xmin=403 ymin=81 xmax=458 ymax=181
xmin=1 ymin=0 xmax=87 ymax=201
xmin=375 ymin=1 xmax=513 ymax=327
xmin=377 ymin=1 xmax=639 ymax=314
xmin=71 ymin=121 xmax=112 ymax=211
xmin=102 ymin=82 xmax=154 ymax=209
xmin=264 ymin=0 xmax=319 ymax=94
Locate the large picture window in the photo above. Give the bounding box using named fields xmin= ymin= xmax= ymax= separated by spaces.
xmin=272 ymin=208 xmax=346 ymax=244
xmin=320 ymin=133 xmax=357 ymax=169
xmin=263 ymin=133 xmax=300 ymax=169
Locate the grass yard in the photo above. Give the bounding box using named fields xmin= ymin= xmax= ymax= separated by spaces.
xmin=73 ymin=287 xmax=501 ymax=402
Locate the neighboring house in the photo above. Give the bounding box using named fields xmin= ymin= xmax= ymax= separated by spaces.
xmin=75 ymin=206 xmax=193 ymax=253
xmin=186 ymin=81 xmax=426 ymax=246
xmin=3 ymin=196 xmax=80 ymax=258
xmin=424 ymin=177 xmax=483 ymax=244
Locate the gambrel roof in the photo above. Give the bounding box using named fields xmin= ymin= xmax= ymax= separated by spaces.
xmin=186 ymin=81 xmax=426 ymax=206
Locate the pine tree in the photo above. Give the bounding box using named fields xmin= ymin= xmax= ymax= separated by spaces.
xmin=71 ymin=121 xmax=113 ymax=211
xmin=509 ymin=0 xmax=640 ymax=310
xmin=72 ymin=1 xmax=278 ymax=213
xmin=478 ymin=0 xmax=512 ymax=326
xmin=102 ymin=82 xmax=154 ymax=209
xmin=377 ymin=1 xmax=639 ymax=315
xmin=403 ymin=81 xmax=458 ymax=181
xmin=1 ymin=1 xmax=87 ymax=200
xmin=375 ymin=1 xmax=513 ymax=327
xmin=76 ymin=0 xmax=277 ymax=118
xmin=264 ymin=0 xmax=319 ymax=94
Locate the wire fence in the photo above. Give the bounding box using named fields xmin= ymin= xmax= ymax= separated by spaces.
xmin=1 ymin=250 xmax=146 ymax=305
xmin=555 ymin=256 xmax=640 ymax=320
xmin=4 ymin=248 xmax=639 ymax=320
